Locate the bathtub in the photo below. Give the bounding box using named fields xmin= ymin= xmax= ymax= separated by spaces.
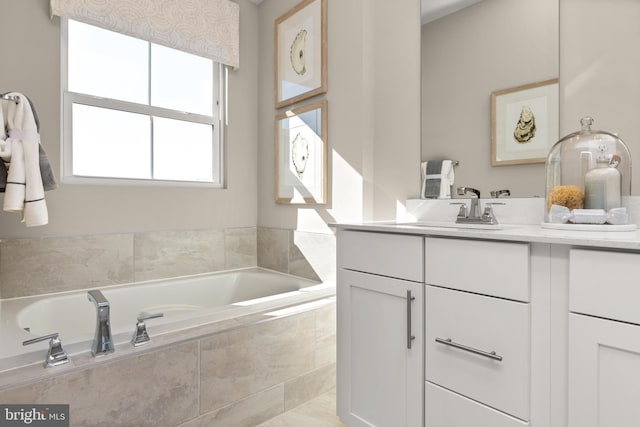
xmin=0 ymin=268 xmax=335 ymax=373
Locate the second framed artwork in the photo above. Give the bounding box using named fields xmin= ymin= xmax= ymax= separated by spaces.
xmin=491 ymin=79 xmax=559 ymax=166
xmin=275 ymin=100 xmax=327 ymax=204
xmin=275 ymin=0 xmax=327 ymax=109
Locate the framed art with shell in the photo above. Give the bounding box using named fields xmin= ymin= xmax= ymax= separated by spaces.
xmin=491 ymin=79 xmax=559 ymax=166
xmin=274 ymin=0 xmax=327 ymax=109
xmin=275 ymin=100 xmax=327 ymax=204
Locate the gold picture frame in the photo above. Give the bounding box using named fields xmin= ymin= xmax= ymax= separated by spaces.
xmin=491 ymin=79 xmax=559 ymax=166
xmin=274 ymin=0 xmax=327 ymax=109
xmin=275 ymin=100 xmax=327 ymax=204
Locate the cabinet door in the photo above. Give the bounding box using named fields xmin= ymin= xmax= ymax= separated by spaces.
xmin=337 ymin=269 xmax=423 ymax=427
xmin=569 ymin=313 xmax=640 ymax=427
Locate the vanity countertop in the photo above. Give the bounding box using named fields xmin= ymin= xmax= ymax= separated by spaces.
xmin=333 ymin=222 xmax=640 ymax=251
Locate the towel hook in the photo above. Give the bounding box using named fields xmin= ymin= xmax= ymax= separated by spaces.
xmin=1 ymin=94 xmax=20 ymax=104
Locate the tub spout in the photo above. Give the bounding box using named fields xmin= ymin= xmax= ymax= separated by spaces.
xmin=87 ymin=290 xmax=114 ymax=356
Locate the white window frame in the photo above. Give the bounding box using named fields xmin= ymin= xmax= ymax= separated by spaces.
xmin=60 ymin=18 xmax=225 ymax=188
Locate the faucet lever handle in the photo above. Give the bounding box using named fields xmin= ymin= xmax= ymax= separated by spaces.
xmin=449 ymin=202 xmax=467 ymax=218
xmin=23 ymin=333 xmax=70 ymax=367
xmin=137 ymin=313 xmax=164 ymax=322
xmin=482 ymin=202 xmax=505 ymax=224
xmin=490 ymin=189 xmax=511 ymax=198
xmin=132 ymin=313 xmax=164 ymax=347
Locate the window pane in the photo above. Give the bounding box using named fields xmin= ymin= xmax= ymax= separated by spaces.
xmin=153 ymin=118 xmax=213 ymax=182
xmin=68 ymin=20 xmax=149 ymax=104
xmin=151 ymin=44 xmax=213 ymax=115
xmin=72 ymin=104 xmax=151 ymax=179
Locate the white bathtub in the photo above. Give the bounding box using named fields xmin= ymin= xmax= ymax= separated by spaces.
xmin=0 ymin=268 xmax=334 ymax=373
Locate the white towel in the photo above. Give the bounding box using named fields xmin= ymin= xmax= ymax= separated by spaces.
xmin=2 ymin=93 xmax=48 ymax=226
xmin=421 ymin=160 xmax=455 ymax=199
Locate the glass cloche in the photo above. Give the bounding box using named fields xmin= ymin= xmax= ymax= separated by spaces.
xmin=544 ymin=117 xmax=632 ymax=223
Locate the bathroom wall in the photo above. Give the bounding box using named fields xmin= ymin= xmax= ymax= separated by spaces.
xmin=421 ymin=0 xmax=559 ymax=197
xmin=257 ymin=0 xmax=422 ymax=229
xmin=0 ymin=0 xmax=259 ymax=239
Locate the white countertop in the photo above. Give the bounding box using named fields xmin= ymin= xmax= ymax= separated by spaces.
xmin=333 ymin=222 xmax=640 ymax=250
xmin=334 ymin=197 xmax=640 ymax=250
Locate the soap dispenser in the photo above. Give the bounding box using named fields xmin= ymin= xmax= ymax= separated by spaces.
xmin=584 ymin=150 xmax=621 ymax=210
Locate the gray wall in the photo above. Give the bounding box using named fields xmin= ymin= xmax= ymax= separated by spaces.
xmin=0 ymin=0 xmax=259 ymax=239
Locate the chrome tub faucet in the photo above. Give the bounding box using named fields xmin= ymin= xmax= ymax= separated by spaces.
xmin=87 ymin=290 xmax=114 ymax=356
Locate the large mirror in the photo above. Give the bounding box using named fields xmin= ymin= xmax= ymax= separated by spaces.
xmin=422 ymin=0 xmax=640 ymax=197
xmin=421 ymin=0 xmax=559 ymax=197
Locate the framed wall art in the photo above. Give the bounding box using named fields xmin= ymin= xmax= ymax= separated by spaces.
xmin=491 ymin=79 xmax=559 ymax=166
xmin=275 ymin=100 xmax=327 ymax=204
xmin=274 ymin=0 xmax=327 ymax=109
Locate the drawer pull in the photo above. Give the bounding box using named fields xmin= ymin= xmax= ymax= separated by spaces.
xmin=407 ymin=290 xmax=416 ymax=349
xmin=435 ymin=337 xmax=503 ymax=362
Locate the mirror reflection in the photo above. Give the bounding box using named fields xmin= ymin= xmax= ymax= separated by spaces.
xmin=421 ymin=0 xmax=559 ymax=197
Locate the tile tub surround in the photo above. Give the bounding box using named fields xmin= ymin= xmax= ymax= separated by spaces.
xmin=257 ymin=228 xmax=336 ymax=283
xmin=0 ymin=226 xmax=335 ymax=299
xmin=0 ymin=227 xmax=257 ymax=299
xmin=0 ymin=298 xmax=336 ymax=427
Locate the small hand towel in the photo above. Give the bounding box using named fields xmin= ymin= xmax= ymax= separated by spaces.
xmin=421 ymin=160 xmax=455 ymax=199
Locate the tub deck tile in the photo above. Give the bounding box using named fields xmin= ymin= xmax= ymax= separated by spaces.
xmin=0 ymin=341 xmax=199 ymax=427
xmin=199 ymin=312 xmax=316 ymax=413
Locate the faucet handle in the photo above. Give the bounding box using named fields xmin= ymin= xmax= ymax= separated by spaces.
xmin=449 ymin=202 xmax=467 ymax=219
xmin=23 ymin=333 xmax=70 ymax=367
xmin=482 ymin=202 xmax=505 ymax=224
xmin=131 ymin=313 xmax=164 ymax=347
xmin=490 ymin=189 xmax=511 ymax=198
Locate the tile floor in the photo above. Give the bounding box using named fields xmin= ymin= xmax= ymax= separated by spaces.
xmin=257 ymin=388 xmax=345 ymax=427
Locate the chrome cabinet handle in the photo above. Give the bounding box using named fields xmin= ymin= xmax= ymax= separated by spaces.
xmin=407 ymin=290 xmax=416 ymax=349
xmin=435 ymin=337 xmax=503 ymax=361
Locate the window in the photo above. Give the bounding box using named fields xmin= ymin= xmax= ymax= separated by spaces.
xmin=62 ymin=19 xmax=224 ymax=186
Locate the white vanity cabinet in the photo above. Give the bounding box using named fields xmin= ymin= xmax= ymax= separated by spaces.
xmin=424 ymin=237 xmax=531 ymax=426
xmin=568 ymin=249 xmax=640 ymax=427
xmin=335 ymin=222 xmax=640 ymax=427
xmin=337 ymin=230 xmax=424 ymax=427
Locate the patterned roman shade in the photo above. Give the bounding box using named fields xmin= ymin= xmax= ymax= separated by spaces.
xmin=50 ymin=0 xmax=239 ymax=68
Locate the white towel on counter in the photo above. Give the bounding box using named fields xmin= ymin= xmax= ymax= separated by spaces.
xmin=421 ymin=160 xmax=455 ymax=199
xmin=1 ymin=92 xmax=48 ymax=226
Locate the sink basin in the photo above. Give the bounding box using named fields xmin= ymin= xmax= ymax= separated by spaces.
xmin=395 ymin=221 xmax=505 ymax=230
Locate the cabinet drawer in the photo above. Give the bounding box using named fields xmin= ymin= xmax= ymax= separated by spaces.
xmin=570 ymin=249 xmax=640 ymax=324
xmin=425 ymin=237 xmax=530 ymax=301
xmin=425 ymin=285 xmax=530 ymax=420
xmin=426 ymin=382 xmax=529 ymax=427
xmin=339 ymin=230 xmax=423 ymax=282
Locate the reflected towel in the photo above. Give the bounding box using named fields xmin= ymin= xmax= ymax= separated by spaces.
xmin=421 ymin=160 xmax=455 ymax=199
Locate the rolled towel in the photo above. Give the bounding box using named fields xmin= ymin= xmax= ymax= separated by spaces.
xmin=421 ymin=160 xmax=455 ymax=199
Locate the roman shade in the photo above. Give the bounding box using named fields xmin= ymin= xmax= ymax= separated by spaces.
xmin=50 ymin=0 xmax=239 ymax=68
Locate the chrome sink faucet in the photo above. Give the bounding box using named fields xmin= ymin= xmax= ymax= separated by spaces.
xmin=456 ymin=186 xmax=481 ymax=220
xmin=453 ymin=186 xmax=502 ymax=224
xmin=87 ymin=290 xmax=114 ymax=356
